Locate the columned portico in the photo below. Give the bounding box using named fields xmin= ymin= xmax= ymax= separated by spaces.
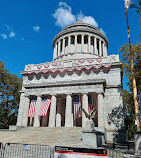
xmin=22 ymin=96 xmax=30 ymax=126
xmin=34 ymin=96 xmax=42 ymax=127
xmin=65 ymin=93 xmax=73 ymax=127
xmin=82 ymin=93 xmax=88 ymax=128
xmin=98 ymin=93 xmax=104 ymax=127
xmin=56 ymin=98 xmax=62 ymax=127
xmin=17 ymin=93 xmax=25 ymax=126
xmin=49 ymin=95 xmax=57 ymax=127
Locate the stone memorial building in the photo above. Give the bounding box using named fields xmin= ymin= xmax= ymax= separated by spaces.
xmin=16 ymin=21 xmax=124 ymax=142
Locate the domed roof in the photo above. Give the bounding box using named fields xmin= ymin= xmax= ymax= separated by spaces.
xmin=53 ymin=21 xmax=108 ymax=47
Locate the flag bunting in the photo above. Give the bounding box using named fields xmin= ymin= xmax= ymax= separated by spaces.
xmin=39 ymin=96 xmax=51 ymax=116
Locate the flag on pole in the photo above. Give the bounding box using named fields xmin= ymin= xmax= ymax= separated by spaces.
xmin=28 ymin=98 xmax=36 ymax=117
xmin=125 ymin=0 xmax=137 ymax=9
xmin=39 ymin=96 xmax=51 ymax=116
xmin=88 ymin=93 xmax=98 ymax=114
xmin=73 ymin=94 xmax=82 ymax=119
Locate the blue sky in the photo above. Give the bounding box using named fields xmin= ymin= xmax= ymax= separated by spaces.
xmin=0 ymin=0 xmax=140 ymax=90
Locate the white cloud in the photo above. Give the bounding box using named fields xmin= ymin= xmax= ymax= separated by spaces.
xmin=53 ymin=2 xmax=76 ymax=28
xmin=9 ymin=32 xmax=16 ymax=38
xmin=53 ymin=2 xmax=106 ymax=34
xmin=1 ymin=34 xmax=8 ymax=39
xmin=77 ymin=12 xmax=98 ymax=27
xmin=33 ymin=26 xmax=40 ymax=32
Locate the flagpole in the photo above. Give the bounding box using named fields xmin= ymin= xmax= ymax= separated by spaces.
xmin=125 ymin=6 xmax=140 ymax=132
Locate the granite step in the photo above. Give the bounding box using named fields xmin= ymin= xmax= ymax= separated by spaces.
xmin=0 ymin=127 xmax=83 ymax=147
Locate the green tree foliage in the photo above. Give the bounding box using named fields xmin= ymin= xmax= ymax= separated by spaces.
xmin=119 ymin=43 xmax=141 ymax=139
xmin=0 ymin=61 xmax=22 ymax=128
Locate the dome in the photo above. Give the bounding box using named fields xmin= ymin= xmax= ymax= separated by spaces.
xmin=52 ymin=21 xmax=108 ymax=61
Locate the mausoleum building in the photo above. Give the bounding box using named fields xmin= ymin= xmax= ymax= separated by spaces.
xmin=16 ymin=21 xmax=124 ymax=142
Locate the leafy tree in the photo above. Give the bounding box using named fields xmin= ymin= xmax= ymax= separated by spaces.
xmin=0 ymin=61 xmax=22 ymax=129
xmin=119 ymin=42 xmax=141 ymax=139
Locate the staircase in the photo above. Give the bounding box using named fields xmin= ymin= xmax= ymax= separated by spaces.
xmin=0 ymin=127 xmax=83 ymax=147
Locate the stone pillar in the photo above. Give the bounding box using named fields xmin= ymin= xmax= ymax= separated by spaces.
xmin=17 ymin=93 xmax=25 ymax=126
xmin=62 ymin=38 xmax=65 ymax=55
xmin=33 ymin=96 xmax=42 ymax=127
xmin=49 ymin=95 xmax=57 ymax=127
xmin=56 ymin=98 xmax=62 ymax=127
xmin=75 ymin=35 xmax=77 ymax=52
xmin=102 ymin=42 xmax=104 ymax=57
xmin=94 ymin=37 xmax=97 ymax=55
xmin=53 ymin=44 xmax=57 ymax=60
xmin=99 ymin=40 xmax=101 ymax=56
xmin=22 ymin=96 xmax=30 ymax=126
xmin=68 ymin=36 xmax=71 ymax=53
xmin=88 ymin=35 xmax=91 ymax=53
xmin=58 ymin=41 xmax=60 ymax=57
xmin=98 ymin=93 xmax=104 ymax=127
xmin=81 ymin=35 xmax=84 ymax=52
xmin=65 ymin=94 xmax=73 ymax=127
xmin=105 ymin=45 xmax=107 ymax=56
xmin=82 ymin=93 xmax=88 ymax=128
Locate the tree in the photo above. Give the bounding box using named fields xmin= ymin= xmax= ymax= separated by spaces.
xmin=119 ymin=42 xmax=141 ymax=139
xmin=0 ymin=61 xmax=22 ymax=129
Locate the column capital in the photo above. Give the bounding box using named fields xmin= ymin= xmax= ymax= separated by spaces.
xmin=81 ymin=92 xmax=89 ymax=95
xmin=50 ymin=93 xmax=57 ymax=96
xmin=65 ymin=92 xmax=72 ymax=95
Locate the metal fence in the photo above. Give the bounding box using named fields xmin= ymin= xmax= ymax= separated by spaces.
xmin=0 ymin=142 xmax=141 ymax=158
xmin=108 ymin=149 xmax=141 ymax=158
xmin=1 ymin=143 xmax=52 ymax=158
xmin=0 ymin=142 xmax=4 ymax=158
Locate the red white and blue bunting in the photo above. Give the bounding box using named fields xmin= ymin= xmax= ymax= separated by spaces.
xmin=28 ymin=63 xmax=112 ymax=75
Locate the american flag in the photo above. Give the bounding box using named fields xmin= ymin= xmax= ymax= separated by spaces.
xmin=73 ymin=95 xmax=82 ymax=119
xmin=28 ymin=99 xmax=36 ymax=117
xmin=39 ymin=96 xmax=51 ymax=116
xmin=88 ymin=93 xmax=98 ymax=114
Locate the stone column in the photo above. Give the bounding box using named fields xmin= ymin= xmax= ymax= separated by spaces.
xmin=94 ymin=37 xmax=97 ymax=55
xmin=65 ymin=94 xmax=73 ymax=127
xmin=82 ymin=93 xmax=88 ymax=128
xmin=105 ymin=45 xmax=107 ymax=56
xmin=58 ymin=40 xmax=60 ymax=57
xmin=53 ymin=44 xmax=57 ymax=60
xmin=102 ymin=42 xmax=104 ymax=57
xmin=99 ymin=40 xmax=101 ymax=56
xmin=98 ymin=93 xmax=104 ymax=127
xmin=56 ymin=98 xmax=62 ymax=127
xmin=49 ymin=95 xmax=57 ymax=127
xmin=22 ymin=96 xmax=30 ymax=126
xmin=62 ymin=38 xmax=65 ymax=55
xmin=88 ymin=35 xmax=91 ymax=53
xmin=68 ymin=36 xmax=71 ymax=53
xmin=75 ymin=35 xmax=77 ymax=52
xmin=33 ymin=96 xmax=42 ymax=127
xmin=17 ymin=93 xmax=25 ymax=126
xmin=81 ymin=35 xmax=84 ymax=52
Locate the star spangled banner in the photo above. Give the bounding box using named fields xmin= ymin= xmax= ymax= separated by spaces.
xmin=73 ymin=94 xmax=82 ymax=119
xmin=28 ymin=99 xmax=36 ymax=117
xmin=39 ymin=96 xmax=51 ymax=116
xmin=125 ymin=0 xmax=137 ymax=9
xmin=88 ymin=93 xmax=98 ymax=114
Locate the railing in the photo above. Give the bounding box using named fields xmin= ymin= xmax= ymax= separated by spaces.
xmin=1 ymin=143 xmax=52 ymax=158
xmin=108 ymin=149 xmax=141 ymax=158
xmin=0 ymin=142 xmax=141 ymax=158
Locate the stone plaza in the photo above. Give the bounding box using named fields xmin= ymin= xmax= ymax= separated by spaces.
xmin=16 ymin=21 xmax=125 ymax=142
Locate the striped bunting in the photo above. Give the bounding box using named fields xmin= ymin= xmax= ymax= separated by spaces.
xmin=73 ymin=94 xmax=82 ymax=119
xmin=39 ymin=97 xmax=51 ymax=116
xmin=28 ymin=99 xmax=36 ymax=117
xmin=88 ymin=93 xmax=98 ymax=114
